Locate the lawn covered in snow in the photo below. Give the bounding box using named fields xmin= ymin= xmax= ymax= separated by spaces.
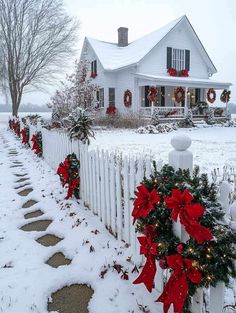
xmin=91 ymin=126 xmax=236 ymax=174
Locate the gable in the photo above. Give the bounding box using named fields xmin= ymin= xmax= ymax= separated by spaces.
xmin=138 ymin=20 xmax=213 ymax=78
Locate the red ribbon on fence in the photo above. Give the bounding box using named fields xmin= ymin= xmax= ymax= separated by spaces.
xmin=66 ymin=178 xmax=80 ymax=200
xmin=133 ymin=234 xmax=158 ymax=292
xmin=31 ymin=135 xmax=40 ymax=155
xmin=157 ymin=254 xmax=202 ymax=313
xmin=57 ymin=159 xmax=70 ymax=186
xmin=20 ymin=129 xmax=28 ymax=144
xmin=164 ymin=189 xmax=213 ymax=244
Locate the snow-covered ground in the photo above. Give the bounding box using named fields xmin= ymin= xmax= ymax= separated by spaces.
xmin=91 ymin=126 xmax=236 ymax=174
xmin=0 ymin=112 xmax=51 ymax=124
xmin=0 ymin=124 xmax=163 ymax=313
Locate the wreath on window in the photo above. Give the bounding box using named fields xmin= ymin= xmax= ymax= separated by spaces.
xmin=148 ymin=87 xmax=158 ymax=102
xmin=220 ymin=89 xmax=231 ymax=103
xmin=174 ymin=87 xmax=185 ymax=103
xmin=207 ymin=88 xmax=216 ymax=104
xmin=124 ymin=89 xmax=132 ymax=107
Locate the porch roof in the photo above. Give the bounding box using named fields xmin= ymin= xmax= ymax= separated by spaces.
xmin=134 ymin=73 xmax=232 ymax=89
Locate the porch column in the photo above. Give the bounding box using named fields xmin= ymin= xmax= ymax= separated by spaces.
xmin=184 ymin=86 xmax=188 ymax=116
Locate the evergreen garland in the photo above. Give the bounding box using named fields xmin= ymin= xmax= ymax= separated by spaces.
xmin=133 ymin=164 xmax=236 ymax=313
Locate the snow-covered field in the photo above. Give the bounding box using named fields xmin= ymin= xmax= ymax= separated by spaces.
xmin=91 ymin=126 xmax=236 ymax=174
xmin=0 ymin=112 xmax=51 ymax=124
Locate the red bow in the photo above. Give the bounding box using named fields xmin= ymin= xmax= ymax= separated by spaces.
xmin=132 ymin=185 xmax=160 ymax=223
xmin=165 ymin=189 xmax=212 ymax=243
xmin=157 ymin=254 xmax=202 ymax=313
xmin=66 ymin=178 xmax=80 ymax=200
xmin=20 ymin=129 xmax=28 ymax=144
xmin=57 ymin=159 xmax=70 ymax=186
xmin=31 ymin=135 xmax=40 ymax=155
xmin=133 ymin=233 xmax=158 ymax=292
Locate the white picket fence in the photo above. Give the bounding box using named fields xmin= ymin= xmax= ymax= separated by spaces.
xmin=24 ymin=123 xmax=229 ymax=313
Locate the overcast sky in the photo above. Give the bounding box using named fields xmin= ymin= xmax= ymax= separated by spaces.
xmin=1 ymin=0 xmax=236 ymax=105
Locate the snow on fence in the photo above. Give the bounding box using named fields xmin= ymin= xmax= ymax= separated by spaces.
xmin=26 ymin=124 xmax=230 ymax=313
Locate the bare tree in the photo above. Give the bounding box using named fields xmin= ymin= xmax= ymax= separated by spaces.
xmin=0 ymin=0 xmax=78 ymax=116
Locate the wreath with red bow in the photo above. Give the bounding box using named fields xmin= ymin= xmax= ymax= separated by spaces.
xmin=10 ymin=119 xmax=20 ymax=137
xmin=148 ymin=87 xmax=158 ymax=102
xmin=207 ymin=88 xmax=216 ymax=104
xmin=31 ymin=132 xmax=42 ymax=156
xmin=20 ymin=126 xmax=29 ymax=145
xmin=124 ymin=89 xmax=132 ymax=107
xmin=220 ymin=89 xmax=231 ymax=103
xmin=132 ymin=164 xmax=236 ymax=313
xmin=174 ymin=87 xmax=185 ymax=103
xmin=57 ymin=153 xmax=80 ymax=199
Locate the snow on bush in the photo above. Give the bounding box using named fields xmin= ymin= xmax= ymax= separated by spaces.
xmin=136 ymin=123 xmax=178 ymax=134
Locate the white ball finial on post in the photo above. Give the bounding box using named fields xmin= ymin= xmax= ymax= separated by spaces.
xmin=169 ymin=133 xmax=193 ymax=173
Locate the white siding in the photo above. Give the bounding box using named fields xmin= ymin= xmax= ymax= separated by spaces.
xmin=137 ymin=22 xmax=209 ymax=79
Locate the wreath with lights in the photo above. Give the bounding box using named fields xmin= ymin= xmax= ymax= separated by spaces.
xmin=174 ymin=87 xmax=185 ymax=103
xmin=220 ymin=89 xmax=231 ymax=103
xmin=124 ymin=89 xmax=132 ymax=107
xmin=207 ymin=88 xmax=216 ymax=104
xmin=132 ymin=164 xmax=236 ymax=313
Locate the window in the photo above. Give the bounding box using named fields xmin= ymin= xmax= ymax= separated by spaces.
xmin=91 ymin=60 xmax=97 ymax=77
xmin=108 ymin=88 xmax=115 ymax=106
xmin=172 ymin=48 xmax=185 ymax=71
xmin=96 ymin=88 xmax=104 ymax=108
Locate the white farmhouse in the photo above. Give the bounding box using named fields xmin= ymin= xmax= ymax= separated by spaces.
xmin=80 ymin=15 xmax=232 ymax=118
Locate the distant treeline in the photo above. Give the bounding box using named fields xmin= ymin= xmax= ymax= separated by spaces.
xmin=0 ymin=103 xmax=51 ymax=112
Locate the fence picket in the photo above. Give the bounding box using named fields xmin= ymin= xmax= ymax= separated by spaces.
xmin=109 ymin=153 xmax=116 ymax=235
xmin=123 ymin=156 xmax=130 ymax=244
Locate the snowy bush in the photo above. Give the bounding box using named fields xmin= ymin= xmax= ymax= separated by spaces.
xmin=136 ymin=123 xmax=178 ymax=134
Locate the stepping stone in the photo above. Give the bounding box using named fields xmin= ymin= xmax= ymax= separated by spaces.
xmin=15 ymin=173 xmax=28 ymax=177
xmin=13 ymin=161 xmax=22 ymax=165
xmin=46 ymin=252 xmax=71 ymax=268
xmin=16 ymin=178 xmax=29 ymax=183
xmin=36 ymin=234 xmax=63 ymax=247
xmin=20 ymin=220 xmax=52 ymax=232
xmin=24 ymin=210 xmax=44 ymax=219
xmin=48 ymin=284 xmax=94 ymax=313
xmin=15 ymin=183 xmax=30 ymax=190
xmin=22 ymin=200 xmax=38 ymax=208
xmin=18 ymin=188 xmax=33 ymax=197
xmin=10 ymin=164 xmax=23 ymax=168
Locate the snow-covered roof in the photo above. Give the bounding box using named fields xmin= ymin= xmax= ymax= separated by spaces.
xmin=85 ymin=15 xmax=217 ymax=73
xmin=86 ymin=16 xmax=184 ymax=71
xmin=135 ymin=73 xmax=232 ymax=89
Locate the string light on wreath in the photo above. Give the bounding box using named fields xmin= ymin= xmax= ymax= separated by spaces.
xmin=174 ymin=87 xmax=185 ymax=103
xmin=132 ymin=164 xmax=236 ymax=313
xmin=220 ymin=89 xmax=231 ymax=103
xmin=124 ymin=89 xmax=132 ymax=107
xmin=207 ymin=88 xmax=216 ymax=104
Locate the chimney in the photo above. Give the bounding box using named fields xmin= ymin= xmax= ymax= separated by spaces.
xmin=118 ymin=27 xmax=128 ymax=47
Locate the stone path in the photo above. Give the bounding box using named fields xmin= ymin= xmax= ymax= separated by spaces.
xmin=1 ymin=132 xmax=94 ymax=313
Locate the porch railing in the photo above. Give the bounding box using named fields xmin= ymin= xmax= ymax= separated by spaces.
xmin=140 ymin=106 xmax=185 ymax=117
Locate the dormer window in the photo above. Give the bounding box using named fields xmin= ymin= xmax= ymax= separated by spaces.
xmin=167 ymin=47 xmax=190 ymax=72
xmin=91 ymin=60 xmax=97 ymax=78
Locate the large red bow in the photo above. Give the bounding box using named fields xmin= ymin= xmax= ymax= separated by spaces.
xmin=165 ymin=189 xmax=212 ymax=243
xmin=20 ymin=129 xmax=28 ymax=144
xmin=133 ymin=233 xmax=158 ymax=292
xmin=157 ymin=254 xmax=202 ymax=313
xmin=132 ymin=185 xmax=160 ymax=223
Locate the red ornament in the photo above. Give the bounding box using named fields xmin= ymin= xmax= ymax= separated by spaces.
xmin=159 ymin=259 xmax=168 ymax=269
xmin=143 ymin=224 xmax=157 ymax=238
xmin=165 ymin=189 xmax=213 ymax=244
xmin=133 ymin=235 xmax=158 ymax=292
xmin=176 ymin=243 xmax=184 ymax=254
xmin=157 ymin=254 xmax=202 ymax=313
xmin=132 ymin=185 xmax=160 ymax=223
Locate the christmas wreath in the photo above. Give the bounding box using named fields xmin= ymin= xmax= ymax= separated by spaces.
xmin=220 ymin=89 xmax=231 ymax=103
xmin=57 ymin=153 xmax=80 ymax=199
xmin=11 ymin=119 xmax=20 ymax=137
xmin=148 ymin=87 xmax=158 ymax=102
xmin=174 ymin=87 xmax=185 ymax=103
xmin=20 ymin=126 xmax=29 ymax=145
xmin=207 ymin=88 xmax=216 ymax=104
xmin=124 ymin=89 xmax=132 ymax=107
xmin=31 ymin=131 xmax=42 ymax=157
xmin=132 ymin=164 xmax=236 ymax=313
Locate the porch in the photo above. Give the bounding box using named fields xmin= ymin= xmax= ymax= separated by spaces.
xmin=135 ymin=73 xmax=232 ymax=119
